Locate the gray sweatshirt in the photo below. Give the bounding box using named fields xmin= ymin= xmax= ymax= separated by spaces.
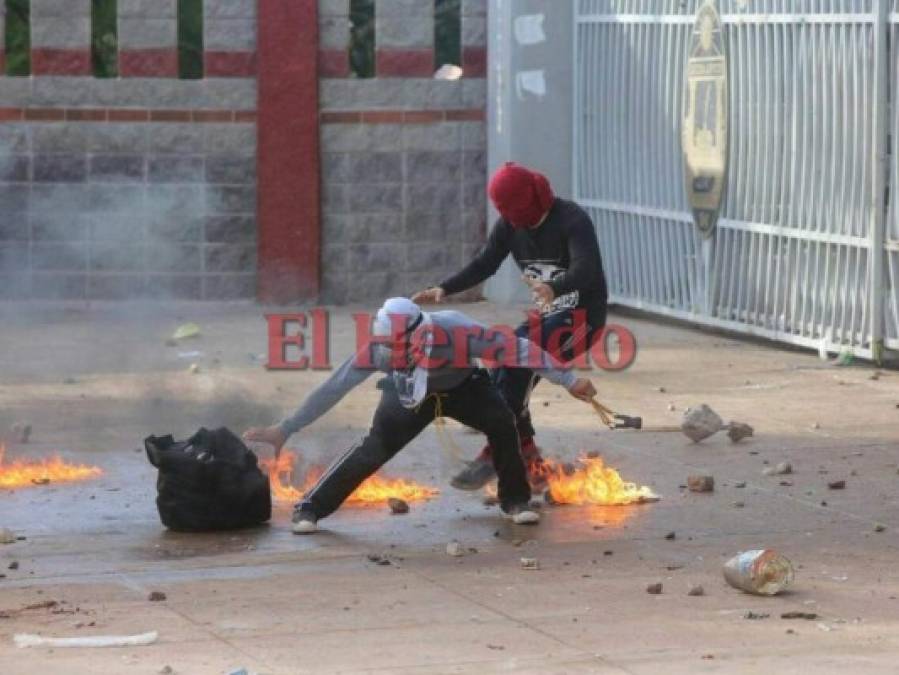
xmin=279 ymin=310 xmax=578 ymax=436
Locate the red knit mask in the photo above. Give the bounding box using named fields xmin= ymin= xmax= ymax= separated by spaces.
xmin=488 ymin=162 xmax=555 ymax=229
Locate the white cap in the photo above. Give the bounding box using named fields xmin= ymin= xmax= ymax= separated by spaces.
xmin=373 ymin=297 xmax=426 ymax=339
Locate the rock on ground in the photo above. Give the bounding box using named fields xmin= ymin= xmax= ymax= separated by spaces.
xmin=681 ymin=405 xmax=724 ymax=442
xmin=687 ymin=475 xmax=715 ymax=492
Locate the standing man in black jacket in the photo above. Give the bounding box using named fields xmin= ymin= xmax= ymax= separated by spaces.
xmin=412 ymin=162 xmax=609 ymax=490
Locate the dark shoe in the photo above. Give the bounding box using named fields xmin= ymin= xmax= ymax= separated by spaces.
xmin=450 ymin=456 xmax=497 ymax=491
xmin=502 ymin=502 xmax=541 ymax=525
xmin=291 ymin=504 xmax=318 ymax=534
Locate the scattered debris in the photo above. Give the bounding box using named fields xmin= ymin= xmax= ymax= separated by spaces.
xmin=727 ymin=422 xmax=754 ymax=443
xmin=724 ymin=550 xmax=794 ymax=596
xmin=782 ymin=611 xmax=818 ymax=620
xmin=171 ymin=323 xmax=201 ymax=341
xmin=446 ymin=541 xmax=465 ymax=557
xmin=665 ymin=531 xmax=676 ymax=540
xmin=687 ymin=475 xmax=715 ymax=493
xmin=15 ymin=631 xmax=159 ymax=649
xmin=434 ymin=63 xmax=463 ymax=80
xmin=763 ymin=462 xmax=791 ymax=476
xmin=646 ymin=582 xmax=663 ymax=595
xmin=688 ymin=585 xmax=705 ymax=597
xmin=388 ymin=498 xmax=409 ymax=515
xmin=147 ymin=591 xmax=167 ymax=602
xmin=828 ymin=480 xmax=846 ymax=490
xmin=520 ymin=557 xmax=540 ymax=571
xmin=10 ymin=422 xmax=31 ymax=444
xmin=0 ymin=529 xmax=16 ymax=544
xmin=682 ymin=405 xmax=724 ymax=442
xmin=833 ymin=350 xmax=854 ymax=367
xmin=744 ymin=611 xmax=769 ymax=620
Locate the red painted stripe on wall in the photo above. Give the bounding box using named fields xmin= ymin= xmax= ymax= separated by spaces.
xmin=462 ymin=47 xmax=487 ymax=78
xmin=205 ymin=51 xmax=257 ymax=77
xmin=320 ymin=108 xmax=485 ymax=124
xmin=376 ymin=49 xmax=433 ymax=77
xmin=31 ymin=49 xmax=92 ymax=76
xmin=257 ymin=0 xmax=321 ymax=303
xmin=0 ymin=107 xmax=255 ymax=123
xmin=119 ymin=49 xmax=179 ymax=77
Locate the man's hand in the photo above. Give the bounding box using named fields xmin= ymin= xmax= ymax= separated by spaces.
xmin=522 ymin=275 xmax=555 ymax=309
xmin=411 ymin=287 xmax=445 ymax=304
xmin=243 ymin=425 xmax=288 ymax=457
xmin=567 ymin=378 xmax=597 ymax=402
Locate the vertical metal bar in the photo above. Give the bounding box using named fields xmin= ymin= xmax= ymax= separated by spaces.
xmin=870 ymin=0 xmax=889 ymax=361
xmin=572 ymin=7 xmax=581 ymax=203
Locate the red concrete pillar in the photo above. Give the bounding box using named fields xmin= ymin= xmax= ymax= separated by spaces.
xmin=256 ymin=0 xmax=321 ymax=303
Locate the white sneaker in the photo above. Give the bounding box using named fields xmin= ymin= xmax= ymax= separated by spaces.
xmin=503 ymin=503 xmax=540 ymax=525
xmin=292 ymin=518 xmax=318 ymax=534
xmin=291 ymin=507 xmax=319 ymax=534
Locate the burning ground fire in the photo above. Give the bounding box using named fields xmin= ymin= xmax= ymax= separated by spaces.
xmin=525 ymin=453 xmax=658 ymax=506
xmin=0 ymin=444 xmax=103 ymax=490
xmin=262 ymin=451 xmax=439 ymax=505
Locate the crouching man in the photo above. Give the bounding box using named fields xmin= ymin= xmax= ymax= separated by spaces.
xmin=244 ymin=297 xmax=596 ymax=534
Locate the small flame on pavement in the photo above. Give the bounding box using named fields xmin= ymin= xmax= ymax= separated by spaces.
xmin=485 ymin=453 xmax=658 ymax=507
xmin=0 ymin=444 xmax=103 ymax=490
xmin=542 ymin=455 xmax=658 ymax=506
xmin=261 ymin=450 xmax=439 ymax=505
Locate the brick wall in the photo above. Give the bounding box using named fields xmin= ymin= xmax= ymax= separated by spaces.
xmin=318 ymin=0 xmax=488 ymax=303
xmin=0 ymin=0 xmax=489 ymax=303
xmin=0 ymin=0 xmax=258 ymax=300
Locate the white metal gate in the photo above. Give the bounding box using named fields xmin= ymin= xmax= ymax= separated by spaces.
xmin=887 ymin=1 xmax=899 ymax=350
xmin=574 ymin=0 xmax=896 ymax=360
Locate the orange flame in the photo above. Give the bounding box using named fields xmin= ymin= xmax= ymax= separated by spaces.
xmin=486 ymin=453 xmax=657 ymax=506
xmin=261 ymin=450 xmax=439 ymax=505
xmin=0 ymin=444 xmax=103 ymax=490
xmin=544 ymin=455 xmax=658 ymax=506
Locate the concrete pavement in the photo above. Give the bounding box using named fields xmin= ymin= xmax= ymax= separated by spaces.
xmin=0 ymin=301 xmax=897 ymax=674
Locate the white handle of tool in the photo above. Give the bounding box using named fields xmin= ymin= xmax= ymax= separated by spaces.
xmin=14 ymin=630 xmax=159 ymax=648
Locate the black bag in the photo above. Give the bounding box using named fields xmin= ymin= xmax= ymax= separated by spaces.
xmin=144 ymin=427 xmax=271 ymax=531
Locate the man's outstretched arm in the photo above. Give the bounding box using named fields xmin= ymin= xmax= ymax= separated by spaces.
xmin=413 ymin=223 xmax=511 ymax=303
xmin=243 ymin=350 xmax=374 ymax=454
xmin=465 ymin=323 xmax=597 ymax=401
